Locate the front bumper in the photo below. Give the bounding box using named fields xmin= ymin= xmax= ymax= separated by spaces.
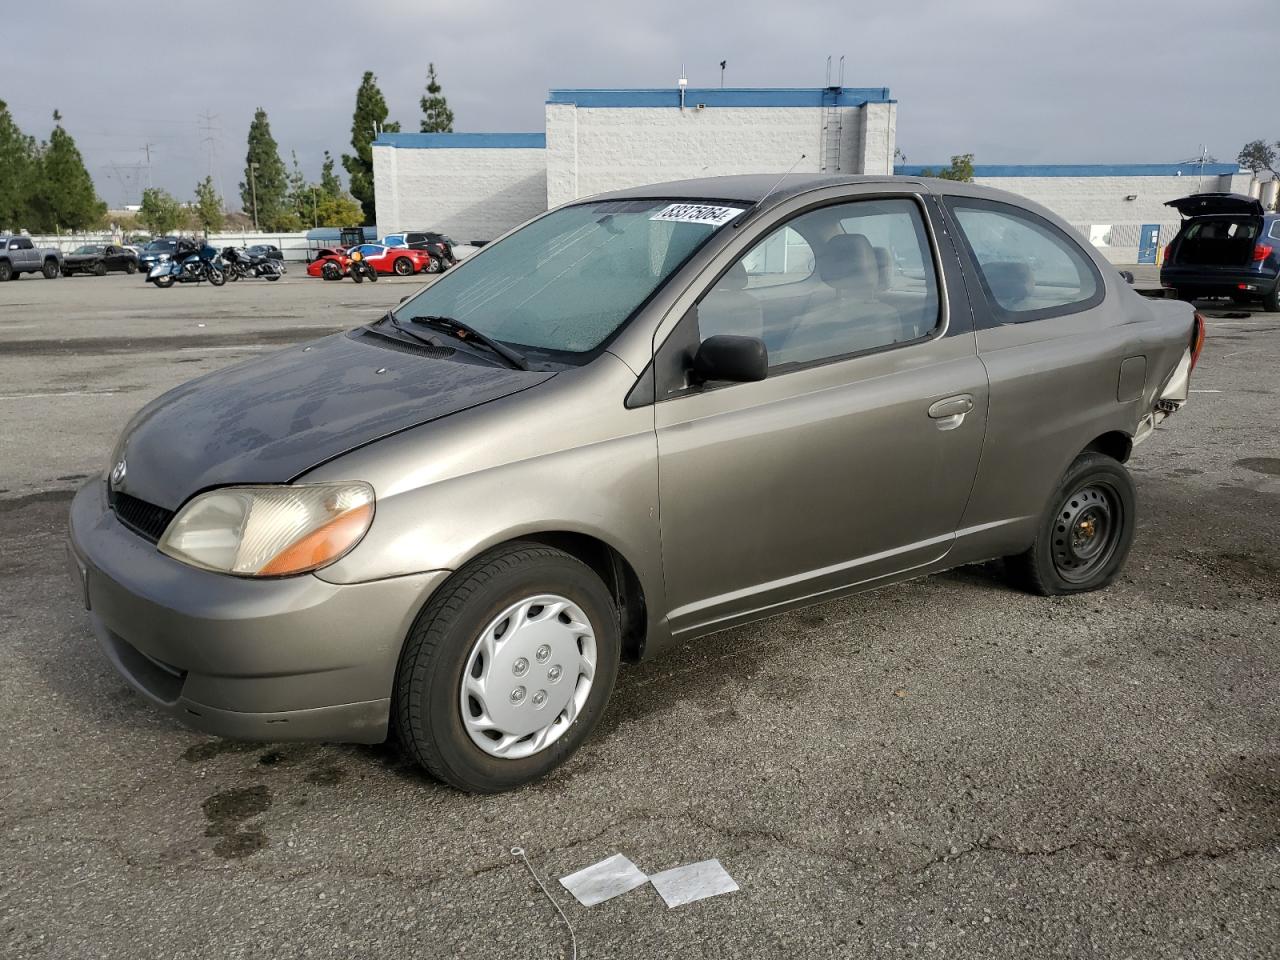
xmin=68 ymin=480 xmax=448 ymax=743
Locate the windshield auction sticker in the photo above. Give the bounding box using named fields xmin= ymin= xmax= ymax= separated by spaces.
xmin=650 ymin=203 xmax=745 ymax=227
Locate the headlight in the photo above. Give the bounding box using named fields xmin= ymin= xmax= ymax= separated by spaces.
xmin=158 ymin=482 xmax=374 ymax=577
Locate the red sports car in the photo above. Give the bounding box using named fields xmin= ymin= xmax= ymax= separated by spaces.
xmin=309 ymin=243 xmax=434 ymax=279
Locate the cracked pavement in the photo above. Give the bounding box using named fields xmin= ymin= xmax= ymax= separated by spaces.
xmin=2 ymin=274 xmax=1278 ymax=958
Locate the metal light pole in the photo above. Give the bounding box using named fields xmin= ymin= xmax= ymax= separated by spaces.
xmin=249 ymin=161 xmax=260 ymax=231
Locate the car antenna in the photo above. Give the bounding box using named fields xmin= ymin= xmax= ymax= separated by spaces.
xmin=735 ymin=154 xmax=806 ymax=227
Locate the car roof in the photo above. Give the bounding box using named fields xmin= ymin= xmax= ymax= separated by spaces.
xmin=585 ymin=173 xmax=1080 ymax=231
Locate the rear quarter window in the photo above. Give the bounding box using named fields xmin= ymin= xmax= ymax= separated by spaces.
xmin=1269 ymin=220 xmax=1280 ymax=241
xmin=946 ymin=198 xmax=1102 ymax=323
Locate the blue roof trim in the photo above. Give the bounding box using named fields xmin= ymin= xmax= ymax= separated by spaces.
xmin=547 ymin=87 xmax=892 ymax=108
xmin=374 ymin=132 xmax=546 ymax=149
xmin=896 ymin=162 xmax=1243 ymax=178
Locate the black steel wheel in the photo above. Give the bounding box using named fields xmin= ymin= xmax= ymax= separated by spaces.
xmin=1004 ymin=451 xmax=1136 ymax=595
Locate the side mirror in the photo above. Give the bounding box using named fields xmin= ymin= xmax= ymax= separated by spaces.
xmin=399 ymin=294 xmax=410 ymax=303
xmin=1119 ymin=270 xmax=1135 ymax=285
xmin=691 ymin=335 xmax=768 ymax=385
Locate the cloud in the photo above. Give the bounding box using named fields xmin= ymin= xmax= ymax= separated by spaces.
xmin=6 ymin=0 xmax=1276 ymax=209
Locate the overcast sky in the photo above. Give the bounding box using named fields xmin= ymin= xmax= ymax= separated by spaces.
xmin=8 ymin=0 xmax=1277 ymax=208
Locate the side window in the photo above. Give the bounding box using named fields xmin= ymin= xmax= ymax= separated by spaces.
xmin=695 ymin=197 xmax=941 ymax=371
xmin=947 ymin=199 xmax=1100 ymax=320
xmin=15 ymin=237 xmax=33 ymax=250
xmin=1269 ymin=220 xmax=1280 ymax=242
xmin=738 ymin=226 xmax=814 ymax=288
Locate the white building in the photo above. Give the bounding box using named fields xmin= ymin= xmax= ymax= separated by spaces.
xmin=372 ymin=84 xmax=1252 ymax=264
xmin=373 ymin=86 xmax=895 ymax=244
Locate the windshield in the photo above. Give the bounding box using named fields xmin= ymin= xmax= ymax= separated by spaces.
xmin=74 ymin=245 xmax=103 ymax=254
xmin=393 ymin=199 xmax=743 ymax=356
xmin=144 ymin=240 xmax=175 ymax=252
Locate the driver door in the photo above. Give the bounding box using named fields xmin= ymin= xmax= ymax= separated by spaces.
xmin=654 ymin=194 xmax=988 ymax=638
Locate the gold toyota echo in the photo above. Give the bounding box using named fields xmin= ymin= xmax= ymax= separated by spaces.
xmin=68 ymin=175 xmax=1203 ymax=792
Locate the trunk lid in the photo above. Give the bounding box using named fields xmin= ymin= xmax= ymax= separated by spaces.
xmin=113 ymin=330 xmax=553 ymax=510
xmin=1165 ymin=193 xmax=1264 ymax=217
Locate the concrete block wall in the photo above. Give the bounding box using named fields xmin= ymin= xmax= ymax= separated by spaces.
xmin=546 ymin=105 xmax=865 ymax=208
xmin=372 ymin=134 xmax=548 ymax=244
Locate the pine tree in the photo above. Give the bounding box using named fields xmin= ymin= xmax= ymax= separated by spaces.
xmin=343 ymin=72 xmax=399 ymax=224
xmin=286 ymin=150 xmax=310 ymax=226
xmin=31 ymin=111 xmax=106 ymax=232
xmin=0 ymin=100 xmax=39 ymax=231
xmin=193 ymin=176 xmax=223 ymax=233
xmin=239 ymin=108 xmax=293 ymax=231
xmin=320 ymin=151 xmax=344 ymax=198
xmin=419 ymin=63 xmax=454 ymax=133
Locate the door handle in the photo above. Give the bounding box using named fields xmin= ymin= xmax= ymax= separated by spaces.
xmin=928 ymin=395 xmax=974 ymax=419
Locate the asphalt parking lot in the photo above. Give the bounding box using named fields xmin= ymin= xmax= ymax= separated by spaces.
xmin=2 ymin=271 xmax=1278 ymax=959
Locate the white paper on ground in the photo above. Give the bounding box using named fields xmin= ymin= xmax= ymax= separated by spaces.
xmin=647 ymin=859 xmax=739 ymax=908
xmin=559 ymin=853 xmax=649 ymax=907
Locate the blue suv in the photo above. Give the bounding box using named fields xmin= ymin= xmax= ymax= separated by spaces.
xmin=1161 ymin=193 xmax=1280 ymax=311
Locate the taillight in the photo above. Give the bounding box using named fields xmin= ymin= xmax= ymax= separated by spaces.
xmin=1253 ymin=243 xmax=1274 ymax=262
xmin=1190 ymin=312 xmax=1206 ymax=372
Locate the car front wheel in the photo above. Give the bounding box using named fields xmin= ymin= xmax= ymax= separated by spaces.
xmin=394 ymin=542 xmax=620 ymax=793
xmin=1004 ymin=451 xmax=1136 ymax=595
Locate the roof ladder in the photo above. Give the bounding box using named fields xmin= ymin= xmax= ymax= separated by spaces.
xmin=821 ymin=90 xmax=843 ymax=173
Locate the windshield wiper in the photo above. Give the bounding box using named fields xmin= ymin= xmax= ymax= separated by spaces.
xmin=408 ymin=314 xmax=529 ymax=370
xmin=376 ymin=311 xmax=448 ymax=350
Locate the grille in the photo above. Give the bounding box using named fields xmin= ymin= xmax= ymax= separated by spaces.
xmin=109 ymin=489 xmax=175 ymax=542
xmin=348 ymin=327 xmax=456 ymax=359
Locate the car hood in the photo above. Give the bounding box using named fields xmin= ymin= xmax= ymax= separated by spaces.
xmin=112 ymin=330 xmax=554 ymax=510
xmin=1165 ymin=193 xmax=1264 ymax=217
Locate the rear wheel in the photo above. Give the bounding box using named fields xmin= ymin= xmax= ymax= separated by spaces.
xmin=1263 ymin=284 xmax=1280 ymax=313
xmin=425 ymin=257 xmax=442 ymax=274
xmin=1004 ymin=452 xmax=1136 ymax=596
xmin=124 ymin=260 xmax=137 ymax=274
xmin=321 ymin=261 xmax=342 ymax=281
xmin=43 ymin=259 xmax=60 ymax=279
xmin=393 ymin=257 xmax=413 ymax=276
xmin=151 ymin=274 xmax=175 ymax=288
xmin=394 ymin=542 xmax=620 ymax=793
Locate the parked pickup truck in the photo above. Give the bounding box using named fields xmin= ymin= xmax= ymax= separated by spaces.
xmin=0 ymin=235 xmax=61 ymax=281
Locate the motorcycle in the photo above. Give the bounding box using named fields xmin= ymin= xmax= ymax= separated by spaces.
xmin=222 ymin=247 xmax=284 ymax=282
xmin=148 ymin=239 xmax=225 ymax=288
xmin=348 ymin=249 xmax=378 ymax=283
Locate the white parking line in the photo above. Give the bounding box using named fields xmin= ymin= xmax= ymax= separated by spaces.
xmin=1190 ymin=389 xmax=1223 ymax=394
xmin=0 ymin=390 xmax=118 ymax=400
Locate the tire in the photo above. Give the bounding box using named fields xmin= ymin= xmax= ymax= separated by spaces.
xmin=394 ymin=542 xmax=621 ymax=793
xmin=1004 ymin=451 xmax=1137 ymax=596
xmin=124 ymin=260 xmax=137 ymax=274
xmin=393 ymin=257 xmax=413 ymax=276
xmin=265 ymin=272 xmax=280 ymax=281
xmin=206 ymin=266 xmax=226 ymax=287
xmin=60 ymin=266 xmax=73 ymax=277
xmin=351 ymin=268 xmax=364 ymax=283
xmin=225 ymin=264 xmax=239 ymax=282
xmin=93 ymin=261 xmax=107 ymax=277
xmin=1263 ymin=284 xmax=1280 ymax=313
xmin=151 ymin=274 xmax=175 ymax=288
xmin=321 ymin=262 xmax=342 ymax=281
xmin=0 ymin=261 xmax=10 ymax=282
xmin=43 ymin=259 xmax=59 ymax=278
xmin=425 ymin=258 xmax=442 ymax=274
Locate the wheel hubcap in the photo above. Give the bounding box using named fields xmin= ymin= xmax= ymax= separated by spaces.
xmin=460 ymin=594 xmax=596 ymax=759
xmin=1052 ymin=483 xmax=1120 ymax=582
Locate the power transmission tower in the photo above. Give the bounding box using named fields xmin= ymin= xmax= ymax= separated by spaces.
xmin=198 ymin=110 xmax=224 ymax=201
